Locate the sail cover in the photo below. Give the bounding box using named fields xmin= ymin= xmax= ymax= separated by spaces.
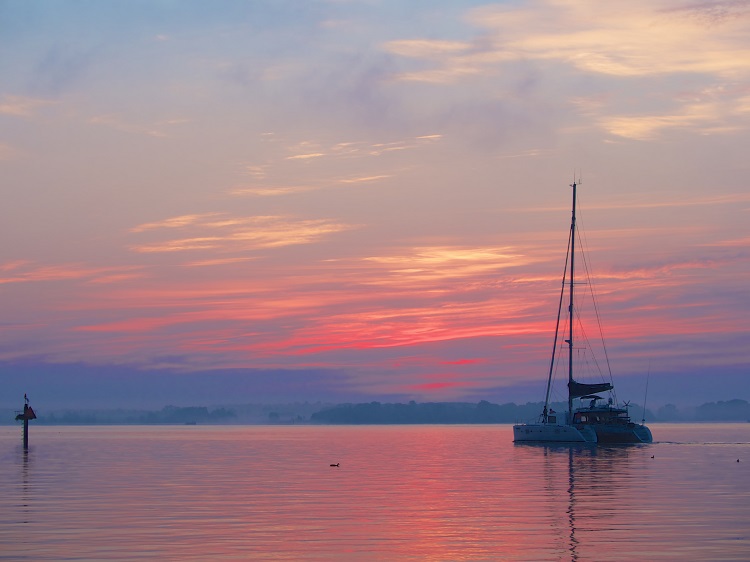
xmin=568 ymin=380 xmax=613 ymax=398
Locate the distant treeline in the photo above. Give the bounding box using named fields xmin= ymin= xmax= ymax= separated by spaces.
xmin=311 ymin=400 xmax=544 ymax=424
xmin=651 ymin=399 xmax=750 ymax=422
xmin=4 ymin=402 xmax=328 ymax=425
xmin=36 ymin=405 xmax=236 ymax=425
xmin=311 ymin=399 xmax=750 ymax=424
xmin=5 ymin=399 xmax=749 ymax=425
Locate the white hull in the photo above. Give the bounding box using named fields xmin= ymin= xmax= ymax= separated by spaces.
xmin=513 ymin=423 xmax=597 ymax=443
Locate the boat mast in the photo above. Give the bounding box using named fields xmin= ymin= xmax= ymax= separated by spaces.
xmin=567 ymin=181 xmax=577 ymax=421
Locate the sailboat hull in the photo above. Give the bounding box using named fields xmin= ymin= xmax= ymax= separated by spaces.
xmin=593 ymin=423 xmax=653 ymax=444
xmin=513 ymin=422 xmax=652 ymax=444
xmin=513 ymin=423 xmax=597 ymax=443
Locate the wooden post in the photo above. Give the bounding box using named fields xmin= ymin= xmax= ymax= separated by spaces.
xmin=15 ymin=394 xmax=36 ymax=450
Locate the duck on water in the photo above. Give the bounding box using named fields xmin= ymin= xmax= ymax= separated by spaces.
xmin=512 ymin=180 xmax=652 ymax=445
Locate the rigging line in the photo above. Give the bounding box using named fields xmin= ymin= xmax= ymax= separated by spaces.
xmin=574 ymin=210 xmax=616 ymax=392
xmin=571 ymin=238 xmax=603 ymax=375
xmin=551 ymin=314 xmax=571 ymax=401
xmin=570 ymin=282 xmax=609 ymax=384
xmin=572 ymin=308 xmax=606 ymax=381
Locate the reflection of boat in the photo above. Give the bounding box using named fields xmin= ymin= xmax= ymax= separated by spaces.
xmin=536 ymin=444 xmax=635 ymax=559
xmin=513 ymin=180 xmax=652 ymax=444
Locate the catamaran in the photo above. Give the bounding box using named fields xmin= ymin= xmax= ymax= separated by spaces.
xmin=513 ymin=180 xmax=652 ymax=444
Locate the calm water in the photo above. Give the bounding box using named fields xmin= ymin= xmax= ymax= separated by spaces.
xmin=1 ymin=424 xmax=749 ymax=561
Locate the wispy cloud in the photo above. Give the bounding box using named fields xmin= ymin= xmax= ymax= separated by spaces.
xmin=383 ymin=0 xmax=750 ymax=138
xmin=702 ymin=235 xmax=750 ymax=248
xmin=0 ymin=95 xmax=57 ymax=117
xmin=0 ymin=262 xmax=144 ymax=285
xmin=466 ymin=0 xmax=750 ymax=78
xmin=130 ymin=237 xmax=223 ymax=253
xmin=339 ymin=174 xmax=391 ymax=184
xmin=363 ymin=246 xmax=535 ymax=285
xmin=229 ymin=185 xmax=316 ymax=196
xmin=183 ymin=257 xmax=257 ymax=267
xmin=130 ymin=214 xmax=357 ymax=253
xmin=131 ymin=214 xmax=218 ymax=233
xmin=383 ymin=39 xmax=473 ymax=59
xmin=89 ymin=114 xmax=188 ymax=138
xmin=231 ymin=134 xmax=441 ymax=196
xmin=382 ymin=38 xmax=496 ymax=84
xmin=285 ymin=152 xmax=325 ymax=160
xmin=600 ymin=99 xmax=748 ymax=139
xmin=0 ymin=260 xmax=32 ymax=272
xmin=230 ymin=174 xmax=390 ymax=197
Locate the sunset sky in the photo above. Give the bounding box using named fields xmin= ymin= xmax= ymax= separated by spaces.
xmin=1 ymin=0 xmax=749 ymax=409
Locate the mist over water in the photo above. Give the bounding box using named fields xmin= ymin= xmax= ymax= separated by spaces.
xmin=2 ymin=424 xmax=749 ymax=560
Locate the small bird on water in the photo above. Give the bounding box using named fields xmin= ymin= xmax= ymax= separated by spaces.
xmin=330 ymin=463 xmax=340 ymax=467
